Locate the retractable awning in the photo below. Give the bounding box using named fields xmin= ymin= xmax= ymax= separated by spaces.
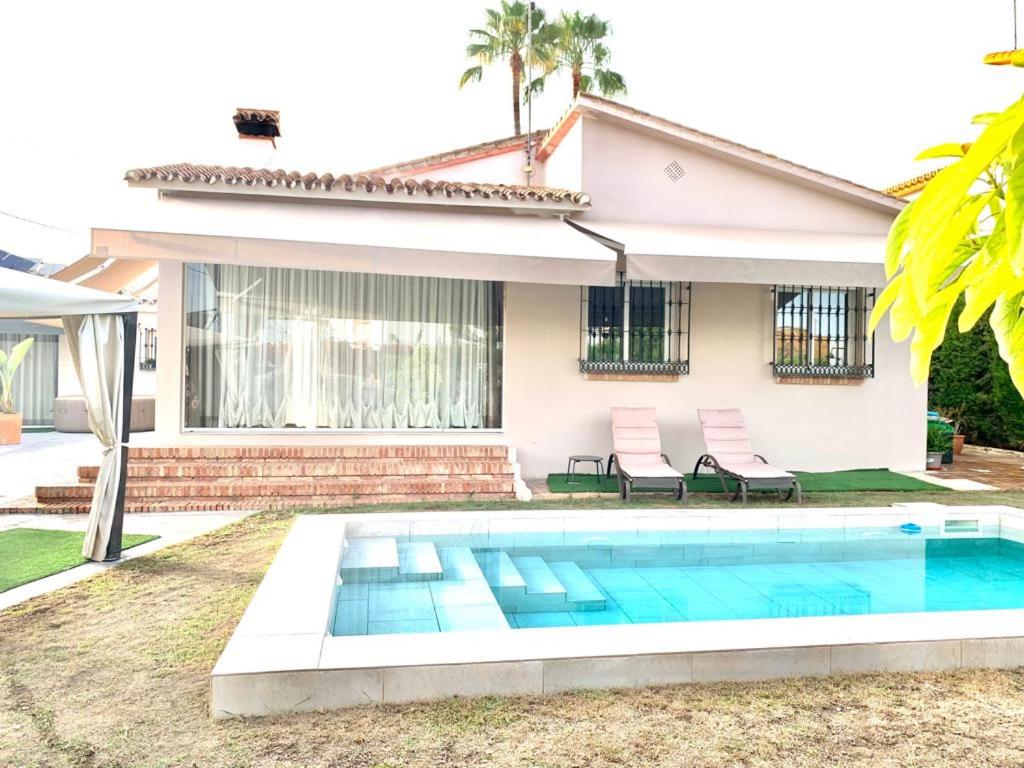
xmin=571 ymin=220 xmax=888 ymax=287
xmin=93 ymin=194 xmax=617 ymax=286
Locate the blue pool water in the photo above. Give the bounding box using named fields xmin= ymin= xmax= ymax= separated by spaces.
xmin=331 ymin=528 xmax=1024 ymax=636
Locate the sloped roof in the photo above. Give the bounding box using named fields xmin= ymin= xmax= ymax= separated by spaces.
xmin=124 ymin=163 xmax=590 ymax=208
xmin=881 ymin=169 xmax=941 ymax=199
xmin=361 ymin=130 xmax=547 ymax=177
xmin=538 ymin=93 xmax=904 ymax=211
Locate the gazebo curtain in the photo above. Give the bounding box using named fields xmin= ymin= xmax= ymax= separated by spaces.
xmin=61 ymin=314 xmax=126 ymax=561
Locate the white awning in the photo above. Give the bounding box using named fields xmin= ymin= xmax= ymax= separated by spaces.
xmin=93 ymin=194 xmax=617 ymax=286
xmin=572 ymin=221 xmax=888 ymax=287
xmin=0 ymin=267 xmax=139 ymax=318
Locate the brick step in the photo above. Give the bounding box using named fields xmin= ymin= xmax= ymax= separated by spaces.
xmin=2 ymin=491 xmax=516 ymax=515
xmin=37 ymin=476 xmax=514 ymax=501
xmin=76 ymin=459 xmax=514 ymax=481
xmin=122 ymin=445 xmax=510 ymax=461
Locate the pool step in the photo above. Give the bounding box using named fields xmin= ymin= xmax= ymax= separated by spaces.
xmin=475 ymin=550 xmax=528 ymax=597
xmin=397 ymin=542 xmax=443 ymax=581
xmin=495 ymin=556 xmax=571 ymax=613
xmin=340 ymin=537 xmax=400 ymax=583
xmin=433 ymin=547 xmax=509 ymax=631
xmin=437 ymin=546 xmax=488 ymax=581
xmin=548 ymin=561 xmax=606 ymax=611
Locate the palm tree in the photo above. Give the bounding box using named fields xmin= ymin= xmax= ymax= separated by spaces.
xmin=550 ymin=11 xmax=626 ymax=100
xmin=459 ymin=2 xmax=553 ymax=136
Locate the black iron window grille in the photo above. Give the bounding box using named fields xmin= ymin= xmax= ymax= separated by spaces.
xmin=579 ymin=274 xmax=690 ymax=374
xmin=772 ymin=285 xmax=875 ymax=378
xmin=139 ymin=326 xmax=157 ymax=371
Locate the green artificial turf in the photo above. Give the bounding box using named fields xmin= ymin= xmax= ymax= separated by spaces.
xmin=546 ymin=468 xmax=948 ymax=494
xmin=0 ymin=528 xmax=158 ymax=593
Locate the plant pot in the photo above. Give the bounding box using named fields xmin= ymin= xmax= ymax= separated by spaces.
xmin=926 ymin=452 xmax=944 ymax=471
xmin=953 ymin=434 xmax=965 ymax=454
xmin=942 ymin=449 xmax=954 ymax=464
xmin=0 ymin=412 xmax=23 ymax=445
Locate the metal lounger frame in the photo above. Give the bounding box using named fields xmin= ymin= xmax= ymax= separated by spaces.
xmin=692 ymin=454 xmax=802 ymax=504
xmin=612 ymin=453 xmax=688 ymax=504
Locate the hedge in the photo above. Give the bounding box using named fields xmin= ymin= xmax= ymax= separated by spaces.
xmin=928 ymin=297 xmax=1024 ymax=450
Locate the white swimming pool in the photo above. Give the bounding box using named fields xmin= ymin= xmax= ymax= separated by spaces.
xmin=212 ymin=504 xmax=1024 ymax=718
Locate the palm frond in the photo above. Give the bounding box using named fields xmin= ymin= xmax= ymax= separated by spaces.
xmin=459 ymin=65 xmax=484 ymax=88
xmin=523 ymin=76 xmax=546 ymax=102
xmin=594 ymin=68 xmax=627 ymax=97
xmin=467 ymin=41 xmax=496 ymax=61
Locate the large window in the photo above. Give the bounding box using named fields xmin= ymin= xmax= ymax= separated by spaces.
xmin=772 ymin=285 xmax=875 ymax=378
xmin=579 ymin=276 xmax=690 ymax=374
xmin=183 ymin=264 xmax=503 ymax=429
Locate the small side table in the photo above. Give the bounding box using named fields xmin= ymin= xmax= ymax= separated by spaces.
xmin=567 ymin=454 xmax=604 ymax=484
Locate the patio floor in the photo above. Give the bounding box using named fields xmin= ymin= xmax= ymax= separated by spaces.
xmin=931 ymin=447 xmax=1024 ymax=491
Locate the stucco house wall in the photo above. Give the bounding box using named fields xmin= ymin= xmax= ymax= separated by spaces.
xmin=152 ymin=263 xmax=925 ymax=475
xmin=575 ymin=117 xmax=895 ymax=233
xmin=503 ymin=280 xmax=925 ymax=477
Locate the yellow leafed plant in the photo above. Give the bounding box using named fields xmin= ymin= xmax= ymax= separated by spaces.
xmin=873 ymin=87 xmax=1024 ymax=396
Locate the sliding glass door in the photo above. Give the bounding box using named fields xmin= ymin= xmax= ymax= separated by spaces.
xmin=183 ymin=263 xmax=503 ymax=430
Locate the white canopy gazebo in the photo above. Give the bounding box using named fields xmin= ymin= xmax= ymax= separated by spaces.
xmin=0 ymin=268 xmax=139 ymax=561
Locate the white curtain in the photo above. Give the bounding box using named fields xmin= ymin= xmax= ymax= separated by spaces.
xmin=184 ymin=264 xmax=501 ymax=430
xmin=61 ymin=314 xmax=124 ymax=561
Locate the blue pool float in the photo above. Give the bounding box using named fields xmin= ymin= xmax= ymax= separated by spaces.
xmin=900 ymin=523 xmax=922 ymax=535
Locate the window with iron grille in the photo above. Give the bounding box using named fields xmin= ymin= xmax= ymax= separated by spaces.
xmin=579 ymin=275 xmax=690 ymax=374
xmin=139 ymin=326 xmax=157 ymax=371
xmin=772 ymin=285 xmax=875 ymax=378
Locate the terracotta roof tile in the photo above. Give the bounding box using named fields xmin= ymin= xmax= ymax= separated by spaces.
xmin=234 ymin=108 xmax=280 ymax=122
xmin=881 ymin=169 xmax=941 ymax=198
xmin=124 ymin=163 xmax=590 ymax=206
xmin=983 ymin=49 xmax=1023 ymax=65
xmin=362 ymin=130 xmax=547 ymax=176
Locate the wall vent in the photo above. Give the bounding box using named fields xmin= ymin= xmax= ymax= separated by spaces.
xmin=664 ymin=161 xmax=686 ymax=182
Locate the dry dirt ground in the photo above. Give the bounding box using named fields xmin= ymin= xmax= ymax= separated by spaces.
xmin=5 ymin=496 xmax=1024 ymax=768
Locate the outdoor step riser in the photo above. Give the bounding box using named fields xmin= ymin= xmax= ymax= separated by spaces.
xmin=498 ymin=592 xmax=590 ymax=613
xmin=37 ymin=479 xmax=514 ymax=501
xmin=339 ymin=567 xmax=400 ymax=584
xmin=76 ymin=461 xmax=514 ymax=481
xmin=3 ymin=492 xmax=517 ymax=515
xmin=120 ymin=445 xmax=510 ymax=461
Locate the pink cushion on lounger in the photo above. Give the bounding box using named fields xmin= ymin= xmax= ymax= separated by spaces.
xmin=696 ymin=408 xmax=793 ymax=480
xmin=716 ymin=459 xmax=794 ymax=480
xmin=611 ymin=407 xmax=683 ymax=480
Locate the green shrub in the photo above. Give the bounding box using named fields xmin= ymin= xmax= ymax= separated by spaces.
xmin=929 ymin=297 xmax=1024 ymax=450
xmin=926 ymin=422 xmax=953 ymax=453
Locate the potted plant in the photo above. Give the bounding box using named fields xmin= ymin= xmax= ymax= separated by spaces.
xmin=939 ymin=405 xmax=967 ymax=455
xmin=926 ymin=421 xmax=952 ymax=471
xmin=0 ymin=338 xmax=34 ymax=445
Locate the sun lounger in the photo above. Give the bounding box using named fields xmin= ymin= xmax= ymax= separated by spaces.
xmin=693 ymin=408 xmax=801 ymax=503
xmin=610 ymin=407 xmax=687 ymax=503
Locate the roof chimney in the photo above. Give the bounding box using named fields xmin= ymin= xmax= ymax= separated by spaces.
xmin=233 ymin=108 xmax=281 ymax=148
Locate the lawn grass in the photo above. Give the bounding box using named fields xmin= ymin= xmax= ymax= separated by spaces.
xmin=547 ymin=468 xmax=948 ymax=494
xmin=4 ymin=496 xmax=1024 ymax=766
xmin=0 ymin=528 xmax=157 ymax=593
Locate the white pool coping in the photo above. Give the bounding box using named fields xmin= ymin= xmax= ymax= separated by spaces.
xmin=212 ymin=504 xmax=1024 ymax=717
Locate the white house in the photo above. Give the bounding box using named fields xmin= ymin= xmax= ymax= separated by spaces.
xmin=80 ymin=95 xmax=922 ymax=498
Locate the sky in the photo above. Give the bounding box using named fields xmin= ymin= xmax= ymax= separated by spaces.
xmin=2 ymin=0 xmax=1023 ymax=264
